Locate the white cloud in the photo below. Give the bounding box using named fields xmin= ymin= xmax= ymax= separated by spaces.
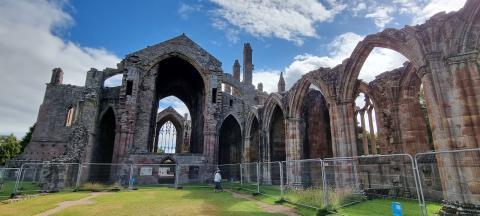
xmin=252 ymin=70 xmax=281 ymax=93
xmin=0 ymin=0 xmax=120 ymax=137
xmin=412 ymin=0 xmax=466 ymax=24
xmin=283 ymin=32 xmax=363 ymax=88
xmin=209 ymin=0 xmax=345 ymax=44
xmin=158 ymin=96 xmax=190 ymax=119
xmin=365 ymin=6 xmax=395 ymax=28
xmin=178 ymin=2 xmax=202 ymax=20
xmin=253 ymin=32 xmax=407 ymax=92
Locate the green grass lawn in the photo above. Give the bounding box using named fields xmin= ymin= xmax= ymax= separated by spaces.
xmin=337 ymin=198 xmax=442 ymax=216
xmin=0 ymin=192 xmax=91 ymax=216
xmin=0 ymin=181 xmax=42 ymax=200
xmin=0 ymin=187 xmax=288 ymax=216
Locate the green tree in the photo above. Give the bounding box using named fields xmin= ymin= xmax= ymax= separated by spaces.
xmin=0 ymin=134 xmax=21 ymax=165
xmin=19 ymin=124 xmax=35 ymax=152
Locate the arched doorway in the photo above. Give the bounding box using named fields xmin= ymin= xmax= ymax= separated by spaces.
xmin=270 ymin=105 xmax=285 ymax=162
xmin=248 ymin=117 xmax=260 ymax=162
xmin=218 ymin=115 xmax=242 ymax=165
xmin=301 ymin=86 xmax=332 ymax=159
xmin=90 ymin=107 xmax=116 ymax=182
xmin=150 ymin=56 xmax=205 ymax=154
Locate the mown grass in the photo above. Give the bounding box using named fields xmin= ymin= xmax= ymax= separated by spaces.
xmin=0 ymin=181 xmax=42 ymax=200
xmin=0 ymin=192 xmax=90 ymax=216
xmin=58 ymin=187 xmax=285 ymax=216
xmin=337 ymin=198 xmax=442 ymax=216
xmin=0 ymin=187 xmax=289 ymax=216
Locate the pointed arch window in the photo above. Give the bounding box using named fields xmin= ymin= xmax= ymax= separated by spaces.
xmin=65 ymin=106 xmax=75 ymax=127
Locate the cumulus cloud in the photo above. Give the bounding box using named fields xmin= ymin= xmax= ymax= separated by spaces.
xmin=252 ymin=70 xmax=281 ymax=93
xmin=0 ymin=0 xmax=120 ymax=137
xmin=252 ymin=32 xmax=407 ymax=92
xmin=365 ymin=6 xmax=395 ymax=28
xmin=209 ymin=0 xmax=345 ymax=44
xmin=412 ymin=0 xmax=467 ymax=24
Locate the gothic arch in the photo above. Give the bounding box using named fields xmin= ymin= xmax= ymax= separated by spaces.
xmin=288 ymin=72 xmax=333 ymax=119
xmin=155 ymin=107 xmax=186 ymax=154
xmin=263 ymin=93 xmax=286 ymax=131
xmin=342 ymin=29 xmax=427 ymax=101
xmin=218 ymin=114 xmax=242 ymax=164
xmin=244 ymin=110 xmax=261 ymax=162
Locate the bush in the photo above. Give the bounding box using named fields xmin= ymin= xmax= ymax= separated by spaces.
xmin=80 ymin=182 xmax=123 ymax=192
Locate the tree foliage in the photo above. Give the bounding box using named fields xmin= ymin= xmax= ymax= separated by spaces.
xmin=0 ymin=134 xmax=21 ymax=165
xmin=20 ymin=124 xmax=35 ymax=152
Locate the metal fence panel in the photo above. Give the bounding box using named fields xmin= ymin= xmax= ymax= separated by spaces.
xmin=0 ymin=168 xmax=19 ymax=199
xmin=176 ymin=164 xmax=217 ymax=188
xmin=258 ymin=161 xmax=283 ymax=198
xmin=240 ymin=162 xmax=259 ymax=193
xmin=17 ymin=163 xmax=80 ymax=194
xmin=415 ymin=148 xmax=480 ymax=216
xmin=218 ymin=164 xmax=242 ymax=190
xmin=131 ymin=164 xmax=176 ymax=188
xmin=283 ymin=159 xmax=325 ymax=209
xmin=324 ymin=154 xmax=422 ymax=213
xmin=77 ymin=163 xmax=130 ymax=190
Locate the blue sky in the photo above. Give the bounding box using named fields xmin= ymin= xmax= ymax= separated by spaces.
xmin=0 ymin=0 xmax=467 ymax=137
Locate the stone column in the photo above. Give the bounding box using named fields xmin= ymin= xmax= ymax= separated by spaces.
xmin=444 ymin=52 xmax=480 ymax=206
xmin=420 ymin=52 xmax=480 ymax=212
xmin=367 ymin=107 xmax=377 ymax=155
xmin=359 ymin=110 xmax=369 ymax=155
xmin=329 ymin=100 xmax=358 ymax=188
xmin=285 ymin=118 xmax=303 ymax=184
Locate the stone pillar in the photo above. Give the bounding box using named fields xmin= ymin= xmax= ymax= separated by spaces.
xmin=285 ymin=118 xmax=303 ymax=184
xmin=329 ymin=100 xmax=358 ymax=188
xmin=329 ymin=100 xmax=358 ymax=157
xmin=359 ymin=110 xmax=369 ymax=155
xmin=444 ymin=52 xmax=480 ymax=207
xmin=367 ymin=107 xmax=377 ymax=154
xmin=421 ymin=52 xmax=480 ymax=212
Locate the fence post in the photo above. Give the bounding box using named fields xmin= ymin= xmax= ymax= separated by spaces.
xmin=240 ymin=163 xmax=243 ymax=187
xmin=412 ymin=154 xmax=428 ymax=216
xmin=75 ymin=163 xmax=83 ymax=190
xmin=256 ymin=162 xmax=260 ymax=193
xmin=128 ymin=164 xmax=134 ymax=189
xmin=175 ymin=163 xmax=180 ymax=189
xmin=279 ymin=161 xmax=284 ymax=199
xmin=14 ymin=164 xmax=26 ymax=194
xmin=321 ymin=159 xmax=328 ymax=209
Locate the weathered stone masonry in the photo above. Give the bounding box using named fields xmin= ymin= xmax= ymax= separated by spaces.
xmin=20 ymin=1 xmax=480 ymax=213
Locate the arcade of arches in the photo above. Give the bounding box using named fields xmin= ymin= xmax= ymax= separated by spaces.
xmin=20 ymin=1 xmax=480 ymax=213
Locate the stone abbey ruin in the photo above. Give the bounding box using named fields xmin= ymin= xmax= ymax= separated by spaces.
xmin=16 ymin=0 xmax=480 ymax=214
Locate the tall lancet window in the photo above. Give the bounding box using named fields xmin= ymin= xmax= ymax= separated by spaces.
xmin=157 ymin=121 xmax=177 ymax=153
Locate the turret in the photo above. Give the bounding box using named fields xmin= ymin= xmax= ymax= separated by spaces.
xmin=233 ymin=60 xmax=240 ymax=81
xmin=50 ymin=68 xmax=63 ymax=85
xmin=243 ymin=43 xmax=253 ymax=85
xmin=257 ymin=82 xmax=263 ymax=92
xmin=278 ymin=72 xmax=285 ymax=93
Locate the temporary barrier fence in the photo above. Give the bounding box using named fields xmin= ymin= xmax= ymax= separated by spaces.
xmin=8 ymin=149 xmax=480 ymax=215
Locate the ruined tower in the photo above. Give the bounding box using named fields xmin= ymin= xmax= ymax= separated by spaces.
xmin=243 ymin=43 xmax=253 ymax=85
xmin=278 ymin=72 xmax=285 ymax=92
xmin=233 ymin=60 xmax=241 ymax=96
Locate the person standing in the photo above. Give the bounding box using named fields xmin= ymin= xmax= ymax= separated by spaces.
xmin=214 ymin=169 xmax=222 ymax=192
